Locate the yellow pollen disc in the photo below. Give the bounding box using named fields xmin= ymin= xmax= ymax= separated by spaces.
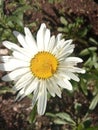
xmin=30 ymin=52 xmax=58 ymax=79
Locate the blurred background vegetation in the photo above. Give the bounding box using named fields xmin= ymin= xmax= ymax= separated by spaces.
xmin=0 ymin=0 xmax=98 ymax=130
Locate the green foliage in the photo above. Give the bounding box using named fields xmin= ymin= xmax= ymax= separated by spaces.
xmin=28 ymin=105 xmax=37 ymax=123
xmin=46 ymin=112 xmax=76 ymax=126
xmin=89 ymin=93 xmax=98 ymax=110
xmin=0 ymin=1 xmax=98 ymax=129
xmin=58 ymin=16 xmax=90 ymax=44
xmin=48 ymin=0 xmax=62 ymax=4
xmin=80 ymin=47 xmax=98 ymax=70
xmin=79 ymin=45 xmax=98 ymax=96
xmin=46 ymin=111 xmax=93 ymax=130
xmin=86 ymin=126 xmax=98 ymax=130
xmin=0 ymin=0 xmax=31 ymax=42
xmin=0 ymin=85 xmax=13 ymax=94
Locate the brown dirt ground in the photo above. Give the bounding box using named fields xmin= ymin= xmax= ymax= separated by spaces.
xmin=0 ymin=0 xmax=98 ymax=130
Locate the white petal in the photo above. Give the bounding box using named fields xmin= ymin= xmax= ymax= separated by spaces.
xmin=0 ymin=56 xmax=12 ymax=62
xmin=55 ymin=75 xmax=72 ymax=90
xmin=58 ymin=68 xmax=80 ymax=82
xmin=66 ymin=72 xmax=80 ymax=82
xmin=47 ymin=86 xmax=55 ymax=97
xmin=56 ymin=71 xmax=71 ymax=80
xmin=3 ymin=41 xmax=33 ymax=58
xmin=48 ymin=35 xmax=56 ymax=52
xmin=55 ymin=33 xmax=62 ymax=43
xmin=24 ymin=78 xmax=39 ymax=95
xmin=57 ymin=39 xmax=73 ymax=49
xmin=50 ymin=77 xmax=61 ymax=98
xmin=16 ymin=48 xmax=34 ymax=58
xmin=52 ymin=39 xmax=73 ymax=56
xmin=65 ymin=57 xmax=83 ymax=63
xmin=63 ymin=39 xmax=73 ymax=46
xmin=15 ymin=87 xmax=25 ymax=101
xmin=69 ymin=67 xmax=86 ymax=74
xmin=46 ymin=79 xmax=55 ymax=97
xmin=37 ymin=80 xmax=47 ymax=115
xmin=12 ymin=51 xmax=31 ymax=62
xmin=57 ymin=78 xmax=72 ymax=90
xmin=36 ymin=23 xmax=46 ymax=51
xmin=53 ymin=38 xmax=72 ymax=52
xmin=44 ymin=29 xmax=50 ymax=51
xmin=2 ymin=67 xmax=30 ymax=81
xmin=14 ymin=77 xmax=33 ymax=100
xmin=24 ymin=27 xmax=38 ymax=53
xmin=56 ymin=44 xmax=75 ymax=60
xmin=13 ymin=72 xmax=33 ymax=91
xmin=13 ymin=31 xmax=28 ymax=48
xmin=65 ymin=71 xmax=80 ymax=82
xmin=52 ymin=34 xmax=63 ymax=54
xmin=0 ymin=59 xmax=29 ymax=71
xmin=3 ymin=41 xmax=21 ymax=51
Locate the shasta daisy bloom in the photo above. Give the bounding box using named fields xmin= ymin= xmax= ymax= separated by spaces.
xmin=0 ymin=23 xmax=85 ymax=115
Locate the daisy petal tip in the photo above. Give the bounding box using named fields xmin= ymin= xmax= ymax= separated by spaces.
xmin=68 ymin=39 xmax=73 ymax=43
xmin=41 ymin=23 xmax=46 ymax=28
xmin=75 ymin=57 xmax=83 ymax=63
xmin=2 ymin=76 xmax=10 ymax=82
xmin=79 ymin=59 xmax=83 ymax=63
xmin=38 ymin=106 xmax=45 ymax=116
xmin=24 ymin=27 xmax=29 ymax=32
xmin=76 ymin=78 xmax=80 ymax=82
xmin=24 ymin=26 xmax=28 ymax=30
xmin=13 ymin=30 xmax=17 ymax=35
xmin=70 ymin=39 xmax=73 ymax=42
xmin=58 ymin=33 xmax=62 ymax=37
xmin=66 ymin=84 xmax=73 ymax=91
xmin=2 ymin=76 xmax=6 ymax=81
xmin=38 ymin=111 xmax=44 ymax=116
xmin=59 ymin=94 xmax=62 ymax=98
xmin=13 ymin=31 xmax=20 ymax=37
xmin=2 ymin=41 xmax=8 ymax=46
xmin=68 ymin=86 xmax=73 ymax=91
xmin=82 ymin=69 xmax=86 ymax=74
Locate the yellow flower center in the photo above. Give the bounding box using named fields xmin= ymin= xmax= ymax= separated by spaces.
xmin=30 ymin=51 xmax=58 ymax=79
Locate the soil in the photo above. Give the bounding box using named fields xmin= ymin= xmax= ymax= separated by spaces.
xmin=0 ymin=0 xmax=98 ymax=130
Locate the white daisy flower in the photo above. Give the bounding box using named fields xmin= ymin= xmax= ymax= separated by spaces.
xmin=0 ymin=23 xmax=85 ymax=115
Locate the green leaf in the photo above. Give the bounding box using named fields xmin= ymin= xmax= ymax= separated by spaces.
xmin=74 ymin=102 xmax=82 ymax=111
xmin=80 ymin=78 xmax=88 ymax=95
xmin=46 ymin=112 xmax=56 ymax=118
xmin=79 ymin=47 xmax=97 ymax=56
xmin=56 ymin=112 xmax=75 ymax=124
xmin=13 ymin=5 xmax=31 ymax=15
xmin=58 ymin=27 xmax=65 ymax=32
xmin=7 ymin=21 xmax=14 ymax=28
xmin=0 ymin=0 xmax=4 ymax=17
xmin=86 ymin=126 xmax=98 ymax=130
xmin=28 ymin=105 xmax=37 ymax=123
xmin=89 ymin=93 xmax=98 ymax=110
xmin=83 ymin=117 xmax=92 ymax=128
xmin=77 ymin=123 xmax=84 ymax=130
xmin=48 ymin=0 xmax=54 ymax=4
xmin=79 ymin=28 xmax=88 ymax=37
xmin=0 ymin=86 xmax=13 ymax=94
xmin=60 ymin=16 xmax=68 ymax=25
xmin=8 ymin=15 xmax=23 ymax=27
xmin=89 ymin=38 xmax=98 ymax=45
xmin=54 ymin=118 xmax=67 ymax=125
xmin=84 ymin=57 xmax=93 ymax=67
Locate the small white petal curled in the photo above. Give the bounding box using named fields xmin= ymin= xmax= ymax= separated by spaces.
xmin=13 ymin=31 xmax=28 ymax=48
